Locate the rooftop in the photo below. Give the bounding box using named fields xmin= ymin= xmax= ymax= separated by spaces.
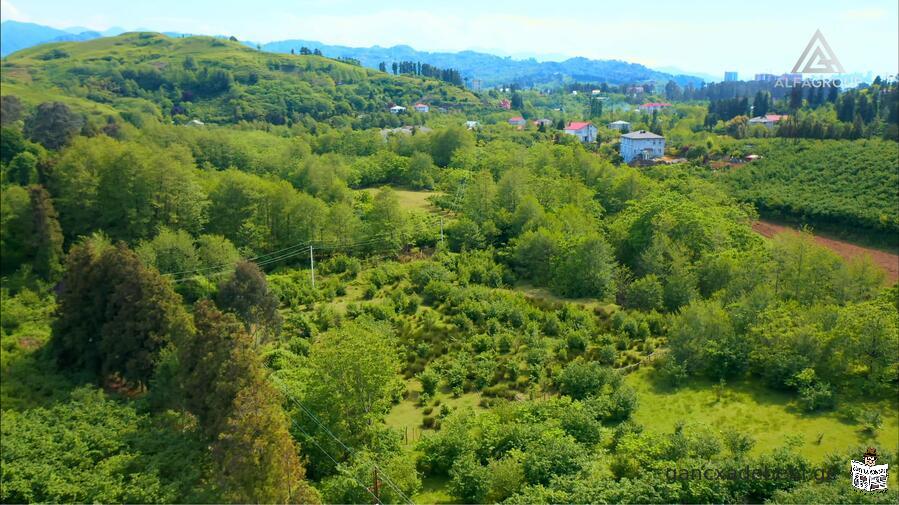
xmin=565 ymin=121 xmax=594 ymax=130
xmin=621 ymin=130 xmax=664 ymax=139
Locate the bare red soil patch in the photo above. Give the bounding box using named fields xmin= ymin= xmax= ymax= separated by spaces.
xmin=752 ymin=220 xmax=899 ymax=284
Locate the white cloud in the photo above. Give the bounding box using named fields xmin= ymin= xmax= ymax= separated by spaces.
xmin=1 ymin=0 xmax=28 ymax=21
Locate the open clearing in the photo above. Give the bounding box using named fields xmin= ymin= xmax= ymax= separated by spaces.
xmin=627 ymin=367 xmax=899 ymax=463
xmin=360 ymin=187 xmax=443 ymax=213
xmin=753 ymin=220 xmax=899 ymax=284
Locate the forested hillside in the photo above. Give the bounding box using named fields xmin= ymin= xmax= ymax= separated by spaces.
xmin=1 ymin=32 xmax=898 ymax=505
xmin=1 ymin=32 xmax=480 ymax=126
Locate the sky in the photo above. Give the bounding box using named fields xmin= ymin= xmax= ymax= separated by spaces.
xmin=2 ymin=0 xmax=897 ymax=77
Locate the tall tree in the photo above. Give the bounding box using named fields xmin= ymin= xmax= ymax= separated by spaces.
xmin=180 ymin=301 xmax=318 ymax=504
xmin=27 ymin=185 xmax=64 ymax=281
xmin=216 ymin=261 xmax=282 ymax=341
xmin=52 ymin=240 xmax=189 ymax=387
xmin=24 ymin=102 xmax=83 ymax=149
xmin=299 ymin=317 xmax=403 ymax=476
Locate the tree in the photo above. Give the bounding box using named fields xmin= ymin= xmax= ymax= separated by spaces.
xmin=429 ymin=126 xmax=473 ymax=167
xmin=50 ymin=136 xmax=209 ymax=242
xmin=52 ymin=240 xmax=190 ymax=388
xmin=558 ymin=361 xmax=617 ymax=400
xmin=26 ymin=185 xmax=64 ymax=281
xmin=7 ymin=151 xmax=38 ymax=186
xmin=511 ymin=92 xmax=524 ymax=110
xmin=136 ymin=227 xmax=199 ymax=276
xmin=24 ymin=102 xmax=83 ymax=149
xmin=217 ymin=261 xmax=282 ymax=341
xmin=299 ymin=317 xmax=403 ymax=475
xmin=0 ymin=95 xmax=24 ymax=126
xmin=366 ymin=187 xmax=410 ymax=252
xmin=522 ymin=430 xmax=585 ymax=485
xmin=668 ymin=299 xmax=746 ymax=379
xmin=551 ymin=234 xmax=617 ymax=299
xmin=625 ymin=274 xmax=664 ymax=311
xmin=0 ymin=185 xmax=30 ymax=273
xmin=179 ymin=301 xmax=318 ymax=504
xmin=213 ymin=383 xmax=317 ymax=504
xmin=449 ymin=453 xmax=490 ymax=503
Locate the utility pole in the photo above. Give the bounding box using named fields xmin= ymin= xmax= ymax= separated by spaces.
xmin=371 ymin=468 xmax=381 ymax=505
xmin=309 ymin=245 xmax=315 ymax=288
xmin=439 ymin=216 xmax=444 ymax=242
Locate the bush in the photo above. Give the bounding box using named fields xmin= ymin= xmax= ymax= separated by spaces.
xmin=625 ymin=274 xmax=664 ymax=311
xmin=449 ymin=453 xmax=490 ymax=503
xmin=522 ymin=431 xmax=585 ymax=485
xmin=558 ymin=361 xmax=616 ymax=400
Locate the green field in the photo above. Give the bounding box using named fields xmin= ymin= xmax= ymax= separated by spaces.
xmin=627 ymin=367 xmax=899 ymax=462
xmin=360 ymin=187 xmax=443 ymax=213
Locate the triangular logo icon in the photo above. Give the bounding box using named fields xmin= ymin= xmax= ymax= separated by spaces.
xmin=792 ymin=29 xmax=845 ymax=73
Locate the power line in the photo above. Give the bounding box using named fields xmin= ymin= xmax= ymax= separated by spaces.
xmin=271 ymin=375 xmax=414 ymax=505
xmin=169 ymin=233 xmax=396 ymax=283
xmin=285 ymin=412 xmax=383 ymax=505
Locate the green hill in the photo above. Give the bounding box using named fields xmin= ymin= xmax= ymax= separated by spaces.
xmin=0 ymin=32 xmax=482 ymax=125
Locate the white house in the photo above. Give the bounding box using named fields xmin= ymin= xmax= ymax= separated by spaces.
xmin=414 ymin=103 xmax=430 ymax=113
xmin=608 ymin=120 xmax=630 ymax=132
xmin=465 ymin=120 xmax=480 ymax=130
xmin=563 ymin=121 xmax=597 ymax=143
xmin=389 ymin=105 xmax=406 ymax=114
xmin=533 ymin=118 xmax=553 ymax=128
xmin=508 ymin=116 xmax=526 ymax=127
xmin=638 ymin=102 xmax=672 ymax=113
xmin=620 ymin=130 xmax=665 ymax=163
xmin=748 ymin=113 xmax=787 ymax=130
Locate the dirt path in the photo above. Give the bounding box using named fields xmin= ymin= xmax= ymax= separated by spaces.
xmin=752 ymin=220 xmax=899 ymax=284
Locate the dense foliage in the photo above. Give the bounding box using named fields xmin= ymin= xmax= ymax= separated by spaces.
xmin=1 ymin=32 xmax=897 ymax=505
xmin=720 ymin=139 xmax=899 ymax=237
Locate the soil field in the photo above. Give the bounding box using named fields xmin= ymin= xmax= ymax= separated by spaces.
xmin=752 ymin=220 xmax=899 ymax=284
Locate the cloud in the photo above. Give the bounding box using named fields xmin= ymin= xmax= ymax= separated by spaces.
xmin=0 ymin=0 xmax=28 ymax=21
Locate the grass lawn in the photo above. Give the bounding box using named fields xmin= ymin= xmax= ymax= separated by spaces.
xmin=413 ymin=476 xmax=453 ymax=504
xmin=360 ymin=187 xmax=443 ymax=213
xmin=626 ymin=367 xmax=899 ymax=463
xmin=385 ymin=379 xmax=484 ymax=445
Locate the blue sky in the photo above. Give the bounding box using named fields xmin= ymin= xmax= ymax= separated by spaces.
xmin=2 ymin=0 xmax=897 ymax=76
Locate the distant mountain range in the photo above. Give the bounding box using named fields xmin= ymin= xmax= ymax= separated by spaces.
xmin=256 ymin=39 xmax=706 ymax=87
xmin=1 ymin=20 xmax=707 ymax=87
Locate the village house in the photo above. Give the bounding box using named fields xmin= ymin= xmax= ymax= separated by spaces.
xmin=465 ymin=120 xmax=480 ymax=130
xmin=626 ymin=85 xmax=645 ymax=96
xmin=389 ymin=105 xmax=406 ymax=114
xmin=638 ymin=102 xmax=672 ymax=113
xmin=608 ymin=120 xmax=630 ymax=132
xmin=508 ymin=116 xmax=527 ymax=127
xmin=414 ymin=103 xmax=430 ymax=113
xmin=533 ymin=118 xmax=553 ymax=128
xmin=620 ymin=130 xmax=665 ymax=163
xmin=564 ymin=121 xmax=598 ymax=143
xmin=748 ymin=113 xmax=787 ymax=129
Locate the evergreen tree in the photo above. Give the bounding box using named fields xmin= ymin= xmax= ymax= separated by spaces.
xmin=24 ymin=102 xmax=83 ymax=150
xmin=180 ymin=301 xmax=318 ymax=504
xmin=216 ymin=260 xmax=282 ymax=342
xmin=52 ymin=240 xmax=189 ymax=387
xmin=27 ymin=185 xmax=64 ymax=281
